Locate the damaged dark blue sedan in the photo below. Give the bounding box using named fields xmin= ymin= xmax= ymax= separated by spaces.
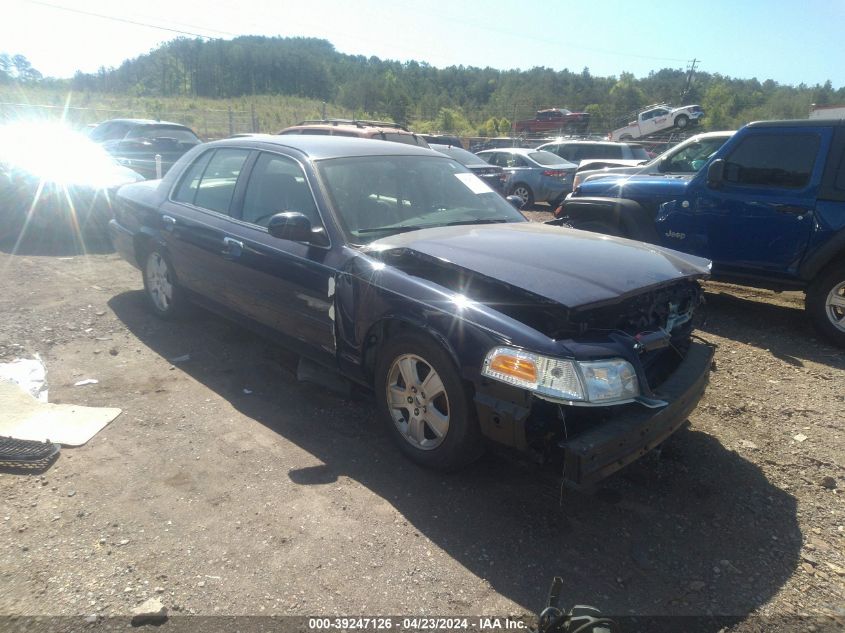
xmin=109 ymin=135 xmax=714 ymax=486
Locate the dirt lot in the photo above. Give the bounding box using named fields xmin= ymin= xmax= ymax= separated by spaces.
xmin=0 ymin=222 xmax=843 ymax=632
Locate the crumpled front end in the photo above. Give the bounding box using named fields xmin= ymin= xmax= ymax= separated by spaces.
xmin=469 ymin=276 xmax=712 ymax=488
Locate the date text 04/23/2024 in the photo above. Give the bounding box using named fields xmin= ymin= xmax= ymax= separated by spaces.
xmin=307 ymin=617 xmax=528 ymax=630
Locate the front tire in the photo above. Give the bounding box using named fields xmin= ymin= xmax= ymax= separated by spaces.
xmin=806 ymin=262 xmax=845 ymax=347
xmin=375 ymin=332 xmax=483 ymax=471
xmin=675 ymin=115 xmax=689 ymax=129
xmin=142 ymin=246 xmax=186 ymax=319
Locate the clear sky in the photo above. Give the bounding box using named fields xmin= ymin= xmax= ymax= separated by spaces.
xmin=3 ymin=0 xmax=844 ymax=88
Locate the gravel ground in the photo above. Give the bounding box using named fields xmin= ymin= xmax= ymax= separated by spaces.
xmin=0 ymin=221 xmax=843 ymax=632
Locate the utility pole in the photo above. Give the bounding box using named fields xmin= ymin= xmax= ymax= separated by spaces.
xmin=681 ymin=58 xmax=699 ymax=103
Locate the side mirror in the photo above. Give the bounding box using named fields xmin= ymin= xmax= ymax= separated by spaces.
xmin=506 ymin=195 xmax=525 ymax=209
xmin=707 ymin=159 xmax=725 ymax=188
xmin=267 ymin=211 xmax=312 ymax=242
xmin=657 ymin=158 xmax=669 ymax=173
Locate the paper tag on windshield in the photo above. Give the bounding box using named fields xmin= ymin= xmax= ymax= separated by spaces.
xmin=455 ymin=173 xmax=494 ymax=194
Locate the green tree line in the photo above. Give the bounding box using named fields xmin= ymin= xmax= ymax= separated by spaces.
xmin=4 ymin=36 xmax=845 ymax=135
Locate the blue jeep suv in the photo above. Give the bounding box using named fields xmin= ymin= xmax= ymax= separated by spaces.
xmin=559 ymin=119 xmax=845 ymax=346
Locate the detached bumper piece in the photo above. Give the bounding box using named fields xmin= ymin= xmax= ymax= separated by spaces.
xmin=560 ymin=342 xmax=714 ymax=488
xmin=0 ymin=437 xmax=60 ymax=470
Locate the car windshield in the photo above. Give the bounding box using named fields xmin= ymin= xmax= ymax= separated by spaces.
xmin=527 ymin=150 xmax=573 ymax=166
xmin=630 ymin=146 xmax=650 ymax=160
xmin=663 ymin=136 xmax=730 ymax=170
xmin=316 ymin=155 xmax=525 ymax=244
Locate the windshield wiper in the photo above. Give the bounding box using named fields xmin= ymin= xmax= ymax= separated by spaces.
xmin=358 ymin=218 xmax=512 ymax=234
xmin=357 ymin=225 xmax=431 ymax=234
xmin=441 ymin=218 xmax=512 ymax=226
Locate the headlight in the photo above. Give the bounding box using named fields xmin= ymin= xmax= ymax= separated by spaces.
xmin=481 ymin=347 xmax=639 ymax=405
xmin=578 ymin=359 xmax=640 ymax=402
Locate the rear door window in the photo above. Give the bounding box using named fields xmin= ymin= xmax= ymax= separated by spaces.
xmin=173 ymin=150 xmax=214 ymax=204
xmin=192 ymin=149 xmax=251 ymax=214
xmin=481 ymin=153 xmax=503 ymax=167
xmin=556 ymin=145 xmax=576 ymax=161
xmin=724 ymin=134 xmax=820 ymax=189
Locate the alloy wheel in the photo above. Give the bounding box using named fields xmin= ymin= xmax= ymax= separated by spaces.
xmin=825 ymin=281 xmax=845 ymax=333
xmin=385 ymin=354 xmax=450 ymax=450
xmin=145 ymin=252 xmax=173 ymax=312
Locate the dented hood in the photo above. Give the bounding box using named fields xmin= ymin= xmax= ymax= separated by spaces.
xmin=365 ymin=223 xmax=710 ymax=310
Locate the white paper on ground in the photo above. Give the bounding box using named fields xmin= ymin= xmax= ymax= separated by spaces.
xmin=0 ymin=381 xmax=121 ymax=446
xmin=0 ymin=355 xmax=48 ymax=402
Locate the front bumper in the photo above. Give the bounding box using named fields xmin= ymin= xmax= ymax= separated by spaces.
xmin=473 ymin=341 xmax=713 ymax=486
xmin=559 ymin=341 xmax=713 ymax=487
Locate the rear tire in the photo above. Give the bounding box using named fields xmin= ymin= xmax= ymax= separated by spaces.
xmin=375 ymin=332 xmax=483 ymax=471
xmin=142 ymin=246 xmax=186 ymax=319
xmin=510 ymin=183 xmax=534 ymax=209
xmin=806 ymin=262 xmax=845 ymax=347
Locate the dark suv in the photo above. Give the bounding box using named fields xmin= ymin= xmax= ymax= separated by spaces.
xmin=89 ymin=119 xmax=202 ymax=179
xmin=278 ymin=119 xmax=429 ymax=148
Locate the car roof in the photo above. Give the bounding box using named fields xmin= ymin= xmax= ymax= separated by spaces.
xmin=684 ymin=130 xmax=736 ymax=139
xmin=279 ymin=119 xmax=417 ymax=135
xmin=95 ymin=118 xmax=189 ymax=128
xmin=542 ymin=140 xmax=636 ymax=146
xmin=206 ymin=134 xmax=441 ymax=160
xmin=747 ymin=119 xmax=845 ymax=128
xmin=477 ymin=147 xmax=539 ymax=154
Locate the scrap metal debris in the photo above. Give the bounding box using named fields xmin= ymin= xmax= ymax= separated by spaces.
xmin=0 ymin=436 xmax=60 ymax=469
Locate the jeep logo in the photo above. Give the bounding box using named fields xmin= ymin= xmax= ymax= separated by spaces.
xmin=665 ymin=230 xmax=686 ymax=240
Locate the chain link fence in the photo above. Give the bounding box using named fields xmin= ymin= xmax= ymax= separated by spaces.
xmin=0 ymin=102 xmax=259 ymax=139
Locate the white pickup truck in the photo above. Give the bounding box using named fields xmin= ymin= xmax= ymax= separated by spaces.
xmin=610 ymin=104 xmax=704 ymax=141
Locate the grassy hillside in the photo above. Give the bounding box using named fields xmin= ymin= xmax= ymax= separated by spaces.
xmin=0 ymin=86 xmax=374 ymax=139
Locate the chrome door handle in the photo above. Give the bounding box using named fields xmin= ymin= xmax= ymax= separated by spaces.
xmin=222 ymin=237 xmax=244 ymax=258
xmin=161 ymin=215 xmax=177 ymax=230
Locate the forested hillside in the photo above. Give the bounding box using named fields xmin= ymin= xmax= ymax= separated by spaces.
xmin=4 ymin=36 xmax=844 ymax=135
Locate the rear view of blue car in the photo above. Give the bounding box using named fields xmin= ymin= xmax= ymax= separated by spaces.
xmin=476 ymin=147 xmax=577 ymax=207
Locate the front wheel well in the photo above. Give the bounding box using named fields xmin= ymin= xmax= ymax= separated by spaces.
xmin=362 ymin=319 xmax=460 ymax=383
xmin=362 ymin=319 xmax=416 ymax=381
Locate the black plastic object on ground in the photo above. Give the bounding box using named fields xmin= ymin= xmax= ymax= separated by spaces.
xmin=0 ymin=436 xmax=60 ymax=469
xmin=534 ymin=576 xmax=618 ymax=633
